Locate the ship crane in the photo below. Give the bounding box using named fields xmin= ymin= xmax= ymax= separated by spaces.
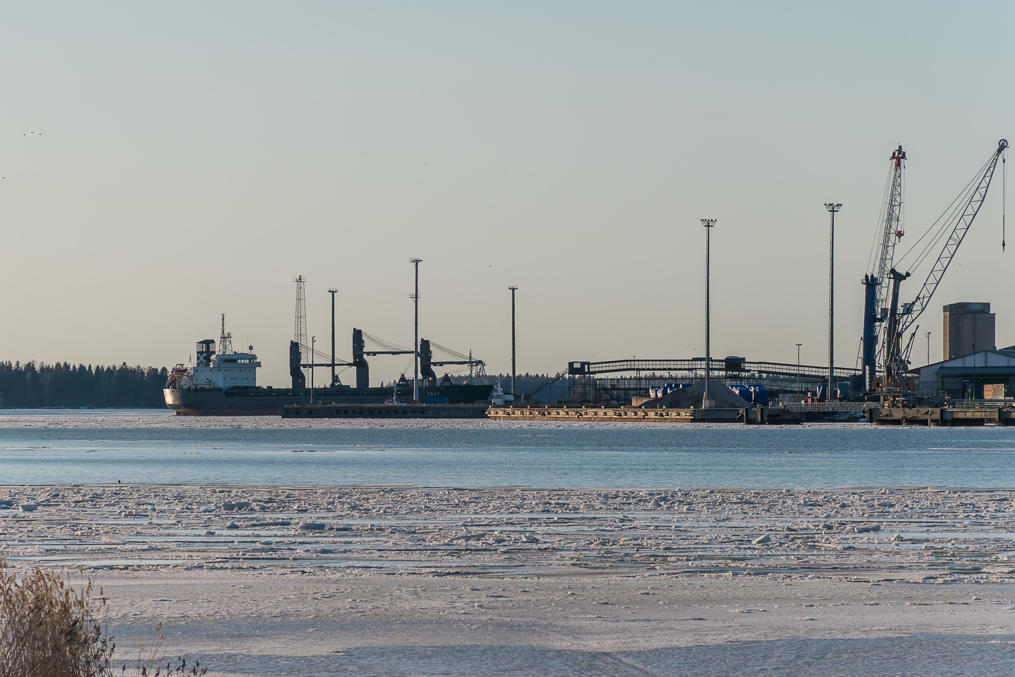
xmin=352 ymin=330 xmax=486 ymax=389
xmin=875 ymin=138 xmax=1008 ymax=395
xmin=352 ymin=328 xmax=414 ymax=389
xmin=420 ymin=339 xmax=486 ymax=384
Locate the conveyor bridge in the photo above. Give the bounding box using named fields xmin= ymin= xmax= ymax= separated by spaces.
xmin=568 ymin=358 xmax=859 ymax=383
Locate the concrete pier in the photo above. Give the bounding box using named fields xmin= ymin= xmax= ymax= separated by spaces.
xmin=281 ymin=403 xmax=489 ymax=418
xmin=868 ymin=405 xmax=1015 ymax=426
xmin=486 ymin=406 xmax=801 ymax=424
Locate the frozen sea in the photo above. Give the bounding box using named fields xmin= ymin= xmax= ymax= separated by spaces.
xmin=3 ymin=410 xmax=1015 ymax=676
xmin=0 ymin=409 xmax=1012 ymax=488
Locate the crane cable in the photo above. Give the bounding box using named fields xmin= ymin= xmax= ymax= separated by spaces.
xmin=856 ymin=161 xmax=896 ymax=370
xmin=430 ymin=339 xmax=472 ymax=362
xmin=864 ymin=163 xmax=896 ymax=276
xmin=895 ymin=153 xmax=992 ymax=272
xmin=362 ymin=330 xmax=411 ymax=353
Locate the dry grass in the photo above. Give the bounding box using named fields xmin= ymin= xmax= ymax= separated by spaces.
xmin=0 ymin=561 xmax=206 ymax=676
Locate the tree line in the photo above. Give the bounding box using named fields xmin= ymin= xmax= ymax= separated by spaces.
xmin=0 ymin=361 xmax=168 ymax=408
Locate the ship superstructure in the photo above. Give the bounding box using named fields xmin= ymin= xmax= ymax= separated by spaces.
xmin=172 ymin=339 xmax=261 ymax=391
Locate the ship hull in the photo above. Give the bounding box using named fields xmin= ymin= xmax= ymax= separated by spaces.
xmin=164 ymin=387 xmax=391 ymax=416
xmin=164 ymin=384 xmax=493 ymax=416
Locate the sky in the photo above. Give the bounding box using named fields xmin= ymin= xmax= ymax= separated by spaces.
xmin=2 ymin=1 xmax=1013 ymax=387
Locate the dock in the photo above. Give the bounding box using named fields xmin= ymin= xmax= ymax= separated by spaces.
xmin=486 ymin=405 xmax=801 ymax=424
xmin=281 ymin=403 xmax=489 ymax=418
xmin=868 ymin=405 xmax=1015 ymax=426
xmin=783 ymin=401 xmax=877 ymax=422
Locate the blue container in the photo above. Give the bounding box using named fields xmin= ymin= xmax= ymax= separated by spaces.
xmin=748 ymin=385 xmax=769 ymax=405
xmin=729 ymin=385 xmax=751 ymax=402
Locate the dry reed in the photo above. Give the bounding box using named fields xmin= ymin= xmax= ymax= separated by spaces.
xmin=0 ymin=561 xmax=206 ymax=676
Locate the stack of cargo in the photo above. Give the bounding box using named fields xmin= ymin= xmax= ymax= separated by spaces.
xmin=728 ymin=385 xmax=751 ymax=402
xmin=648 ymin=383 xmax=693 ymax=399
xmin=728 ymin=384 xmax=769 ymax=405
xmin=639 ymin=382 xmax=753 ymax=409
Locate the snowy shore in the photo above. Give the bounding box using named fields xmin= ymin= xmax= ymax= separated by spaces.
xmin=2 ymin=485 xmax=1014 ymax=675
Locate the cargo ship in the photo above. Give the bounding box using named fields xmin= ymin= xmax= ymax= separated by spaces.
xmin=164 ymin=328 xmax=492 ymax=416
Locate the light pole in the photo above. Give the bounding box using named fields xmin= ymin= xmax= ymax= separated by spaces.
xmin=310 ymin=335 xmax=316 ymax=402
xmin=509 ymin=285 xmax=518 ymax=399
xmin=410 ymin=258 xmax=422 ymax=402
xmin=701 ymin=218 xmax=717 ymax=408
xmin=328 ymin=288 xmax=337 ymax=386
xmin=795 ymin=343 xmax=802 ymax=397
xmin=824 ymin=203 xmax=842 ymax=400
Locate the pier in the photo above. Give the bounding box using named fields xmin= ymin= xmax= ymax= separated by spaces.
xmin=868 ymin=405 xmax=1015 ymax=426
xmin=487 ymin=405 xmax=802 ymax=425
xmin=281 ymin=403 xmax=489 ymax=418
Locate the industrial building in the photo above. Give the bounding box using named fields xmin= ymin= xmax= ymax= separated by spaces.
xmin=913 ymin=301 xmax=1014 ymax=399
xmin=915 ymin=349 xmax=1015 ymax=400
xmin=943 ymin=302 xmax=996 ymax=359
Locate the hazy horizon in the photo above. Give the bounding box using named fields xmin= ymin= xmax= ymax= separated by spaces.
xmin=3 ymin=1 xmax=1013 ymax=387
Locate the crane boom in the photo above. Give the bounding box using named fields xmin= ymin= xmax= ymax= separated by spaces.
xmin=872 ymin=145 xmax=907 ymax=324
xmin=896 ymin=139 xmax=1008 ymax=342
xmin=880 ymin=138 xmax=1008 ymax=385
xmin=861 ymin=145 xmax=906 ymax=389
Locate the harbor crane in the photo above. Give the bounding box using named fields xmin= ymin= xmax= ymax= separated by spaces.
xmin=862 ymin=138 xmax=1008 ymax=396
xmin=860 ymin=145 xmax=907 ymax=391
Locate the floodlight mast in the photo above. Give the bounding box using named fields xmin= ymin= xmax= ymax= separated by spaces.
xmin=701 ymin=218 xmax=716 ymax=408
xmin=509 ymin=286 xmax=518 ymax=398
xmin=329 ymin=289 xmax=338 ymax=386
xmin=824 ymin=203 xmax=842 ymax=400
xmin=410 ymin=258 xmax=422 ymax=402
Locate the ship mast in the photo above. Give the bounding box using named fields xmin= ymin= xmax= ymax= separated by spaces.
xmin=219 ymin=313 xmax=233 ymax=354
xmin=294 ymin=275 xmax=309 ymax=383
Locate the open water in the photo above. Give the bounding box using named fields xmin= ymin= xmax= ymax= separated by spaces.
xmin=0 ymin=409 xmax=1012 ymax=488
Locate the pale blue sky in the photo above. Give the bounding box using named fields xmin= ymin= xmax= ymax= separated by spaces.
xmin=2 ymin=1 xmax=1012 ymax=385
